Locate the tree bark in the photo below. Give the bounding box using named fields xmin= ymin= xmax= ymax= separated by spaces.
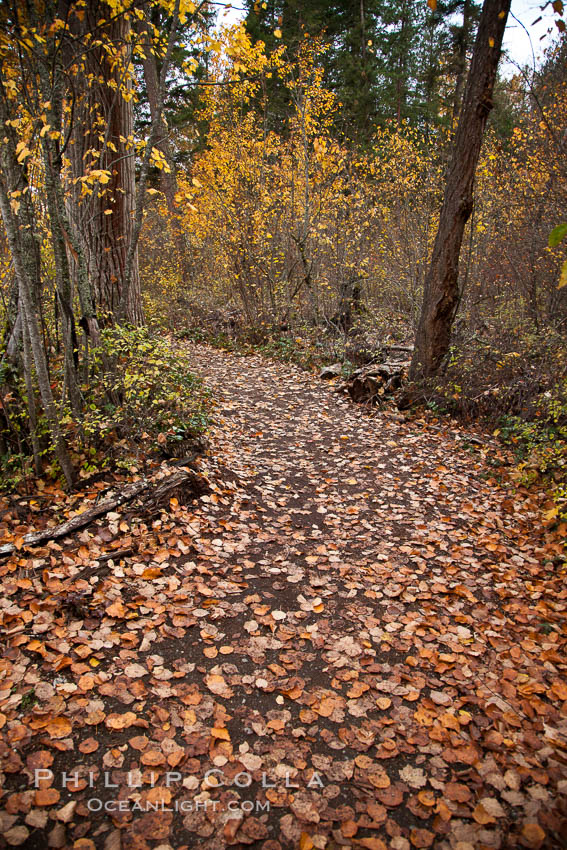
xmin=452 ymin=0 xmax=474 ymax=126
xmin=410 ymin=0 xmax=511 ymax=381
xmin=0 ymin=78 xmax=75 ymax=486
xmin=67 ymin=4 xmax=143 ymax=324
xmin=118 ymin=0 xmax=181 ymax=321
xmin=140 ymin=24 xmax=193 ymax=284
xmin=0 ymin=179 xmax=75 ymax=487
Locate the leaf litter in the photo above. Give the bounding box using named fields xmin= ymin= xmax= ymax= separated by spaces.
xmin=0 ymin=343 xmax=566 ymax=849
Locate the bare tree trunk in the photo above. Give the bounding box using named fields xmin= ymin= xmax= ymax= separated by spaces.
xmin=140 ymin=29 xmax=179 ymax=213
xmin=67 ymin=5 xmax=143 ymax=324
xmin=0 ymin=173 xmax=75 ymax=487
xmin=21 ymin=318 xmax=42 ymax=476
xmin=452 ymin=0 xmax=473 ymax=126
xmin=0 ymin=66 xmax=75 ymax=485
xmin=43 ymin=144 xmax=82 ymax=414
xmin=140 ymin=29 xmax=193 ymax=284
xmin=118 ymin=0 xmax=181 ymax=321
xmin=410 ymin=0 xmax=511 ymax=381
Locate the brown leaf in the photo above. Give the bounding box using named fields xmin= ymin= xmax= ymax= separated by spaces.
xmin=368 ymin=771 xmax=391 ymax=789
xmin=410 ymin=828 xmax=435 ymax=848
xmin=78 ymin=737 xmax=99 ymax=754
xmin=376 ymin=785 xmax=404 ymax=807
xmin=417 ymin=791 xmax=436 ymax=807
xmin=472 ymin=802 xmax=496 ymax=825
xmin=444 ymin=782 xmax=471 ymax=802
xmin=141 ymin=750 xmax=166 ymax=766
xmin=290 ymin=792 xmax=320 ymax=823
xmin=3 ymin=827 xmax=30 ymax=847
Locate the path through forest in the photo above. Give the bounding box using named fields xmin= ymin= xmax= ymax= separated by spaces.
xmin=0 ymin=344 xmax=566 ymax=850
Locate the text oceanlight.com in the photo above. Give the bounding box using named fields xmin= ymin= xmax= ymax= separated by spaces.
xmin=86 ymin=798 xmax=270 ymax=813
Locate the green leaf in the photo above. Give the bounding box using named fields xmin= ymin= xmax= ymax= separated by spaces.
xmin=548 ymin=222 xmax=567 ymax=248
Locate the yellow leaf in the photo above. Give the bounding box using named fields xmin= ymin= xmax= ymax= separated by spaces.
xmin=94 ymin=169 xmax=111 ymax=185
xmin=15 ymin=142 xmax=31 ymax=163
xmin=211 ymin=726 xmax=231 ymax=741
xmin=559 ymin=259 xmax=567 ymax=289
xmin=489 ymin=36 xmax=495 ymax=47
xmin=274 ymin=27 xmax=282 ymax=38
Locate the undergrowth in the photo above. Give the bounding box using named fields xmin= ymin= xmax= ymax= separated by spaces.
xmin=0 ymin=326 xmax=211 ymax=492
xmin=428 ymin=323 xmax=567 ymax=523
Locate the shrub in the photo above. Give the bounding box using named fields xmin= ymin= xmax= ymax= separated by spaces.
xmin=82 ymin=325 xmax=211 ymax=464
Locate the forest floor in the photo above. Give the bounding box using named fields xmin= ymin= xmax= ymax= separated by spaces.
xmin=0 ymin=344 xmax=566 ymax=850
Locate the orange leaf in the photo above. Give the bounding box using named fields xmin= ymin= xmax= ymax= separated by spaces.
xmin=358 ymin=839 xmax=387 ymax=850
xmin=341 ymin=820 xmax=358 ymax=837
xmin=35 ymin=788 xmax=60 ymax=806
xmin=417 ymin=791 xmax=436 ymax=807
xmin=46 ymin=717 xmax=72 ymax=739
xmin=521 ymin=823 xmax=545 ymax=845
xmin=550 ymin=680 xmax=567 ymax=701
xmin=105 ymin=712 xmax=136 ymax=730
xmin=106 ymin=600 xmax=126 ymax=618
xmin=141 ymin=750 xmax=166 ymax=766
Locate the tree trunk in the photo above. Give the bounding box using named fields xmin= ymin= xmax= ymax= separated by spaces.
xmin=140 ymin=26 xmax=193 ymax=284
xmin=410 ymin=0 xmax=511 ymax=381
xmin=21 ymin=317 xmax=42 ymax=476
xmin=118 ymin=0 xmax=182 ymax=322
xmin=67 ymin=4 xmax=143 ymax=324
xmin=452 ymin=0 xmax=473 ymax=126
xmin=140 ymin=33 xmax=179 ymax=214
xmin=0 ymin=172 xmax=75 ymax=487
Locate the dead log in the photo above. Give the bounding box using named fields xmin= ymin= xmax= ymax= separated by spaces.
xmin=142 ymin=469 xmax=208 ymax=511
xmin=340 ymin=361 xmax=410 ymax=404
xmin=0 ymin=469 xmax=206 ymax=558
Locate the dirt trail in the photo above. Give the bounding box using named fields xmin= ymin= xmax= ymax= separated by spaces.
xmin=1 ymin=344 xmax=566 ymax=850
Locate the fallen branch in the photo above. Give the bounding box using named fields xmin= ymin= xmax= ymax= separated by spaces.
xmin=0 ymin=469 xmax=206 ymax=557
